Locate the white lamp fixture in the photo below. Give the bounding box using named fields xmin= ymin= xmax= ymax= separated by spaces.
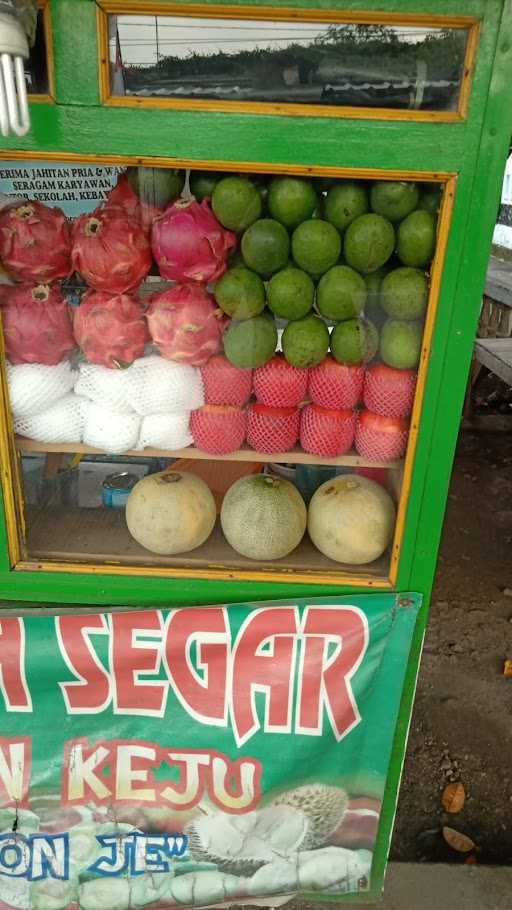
xmin=0 ymin=0 xmax=30 ymax=137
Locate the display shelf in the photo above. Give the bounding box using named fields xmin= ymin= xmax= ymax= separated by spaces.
xmin=15 ymin=437 xmax=402 ymax=470
xmin=24 ymin=506 xmax=389 ymax=581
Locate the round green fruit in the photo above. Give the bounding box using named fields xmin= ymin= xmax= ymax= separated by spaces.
xmin=267 ymin=177 xmax=318 ymax=229
xmin=212 ymin=176 xmax=262 ymax=233
xmin=282 ymin=314 xmax=330 ymax=368
xmin=381 ymin=267 xmax=428 ymax=321
xmin=221 ymin=474 xmax=307 ymax=560
xmin=127 ymin=166 xmax=184 ymax=208
xmin=344 ymin=214 xmax=395 ymax=274
xmin=316 ymin=265 xmax=367 ymax=321
xmin=397 ymin=210 xmax=436 ymax=268
xmin=214 ymin=266 xmax=266 ymax=319
xmin=267 ymin=267 xmax=314 ymax=320
xmin=370 ymin=181 xmax=419 ymax=222
xmin=419 ymin=187 xmax=442 ymax=215
xmin=364 ymin=267 xmax=388 ymax=326
xmin=223 ymin=313 xmax=277 ymax=368
xmin=291 ymin=219 xmax=341 ymax=277
xmin=190 ymin=170 xmax=224 ymax=202
xmin=241 ymin=219 xmax=290 ymax=277
xmin=325 ymin=182 xmax=369 ymax=232
xmin=380 ymin=318 xmax=423 ymax=369
xmin=330 ymin=318 xmax=379 ymax=365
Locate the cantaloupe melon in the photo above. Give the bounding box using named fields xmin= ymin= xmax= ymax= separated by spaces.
xmin=126 ymin=470 xmax=216 ymax=555
xmin=307 ymin=474 xmax=395 ymax=564
xmin=220 ymin=474 xmax=306 ymax=560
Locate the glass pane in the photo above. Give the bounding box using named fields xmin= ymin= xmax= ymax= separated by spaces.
xmin=109 ymin=14 xmax=469 ymax=112
xmin=26 ymin=8 xmax=49 ymax=95
xmin=0 ymin=160 xmax=444 ymax=581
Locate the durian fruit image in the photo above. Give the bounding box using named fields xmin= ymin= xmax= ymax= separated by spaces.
xmin=270 ymin=783 xmax=349 ymax=849
xmin=186 ymin=804 xmax=310 ymax=875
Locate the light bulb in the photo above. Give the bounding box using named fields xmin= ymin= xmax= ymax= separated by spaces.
xmin=0 ymin=0 xmax=30 ymax=137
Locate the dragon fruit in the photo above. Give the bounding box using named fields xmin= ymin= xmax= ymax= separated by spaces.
xmin=73 ymin=290 xmax=149 ymax=368
xmin=0 ymin=282 xmax=75 ymax=365
xmin=105 ymin=173 xmax=163 ymax=233
xmin=147 ymin=283 xmax=224 ymax=365
xmin=71 ymin=206 xmax=152 ymax=293
xmin=0 ymin=201 xmax=72 ymax=283
xmin=151 ymin=198 xmax=236 ymax=283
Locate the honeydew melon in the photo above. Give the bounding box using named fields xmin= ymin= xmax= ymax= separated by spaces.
xmin=126 ymin=471 xmax=216 ymax=555
xmin=307 ymin=474 xmax=395 ymax=564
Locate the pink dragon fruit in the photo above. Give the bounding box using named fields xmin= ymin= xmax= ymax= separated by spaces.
xmin=105 ymin=173 xmax=163 ymax=233
xmin=147 ymin=283 xmax=224 ymax=365
xmin=73 ymin=290 xmax=149 ymax=368
xmin=71 ymin=206 xmax=152 ymax=293
xmin=0 ymin=201 xmax=72 ymax=283
xmin=1 ymin=282 xmax=75 ymax=365
xmin=151 ymin=198 xmax=236 ymax=283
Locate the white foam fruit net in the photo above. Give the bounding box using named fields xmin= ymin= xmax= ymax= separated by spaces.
xmin=82 ymin=403 xmax=141 ymax=454
xmin=75 ymin=363 xmax=135 ymax=415
xmin=137 ymin=413 xmax=193 ymax=450
xmin=14 ymin=394 xmax=87 ymax=444
xmin=7 ymin=362 xmax=77 ymax=418
xmin=124 ymin=356 xmax=204 ymax=416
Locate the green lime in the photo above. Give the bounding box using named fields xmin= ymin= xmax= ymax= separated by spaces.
xmin=267 ymin=267 xmax=314 ymax=320
xmin=325 ymin=182 xmax=369 ymax=232
xmin=127 ymin=166 xmax=184 ymax=207
xmin=223 ymin=313 xmax=277 ymax=368
xmin=364 ymin=267 xmax=388 ymax=326
xmin=212 ymin=176 xmax=262 ymax=233
xmin=381 ymin=267 xmax=428 ymax=320
xmin=397 ymin=210 xmax=436 ymax=268
xmin=291 ymin=220 xmax=341 ymax=277
xmin=241 ymin=219 xmax=290 ymax=277
xmin=380 ymin=318 xmax=423 ymax=369
xmin=282 ymin=314 xmax=330 ymax=368
xmin=317 ymin=265 xmax=367 ymax=321
xmin=267 ymin=177 xmax=318 ymax=230
xmin=190 ymin=170 xmax=224 ymax=201
xmin=370 ymin=182 xmax=420 ymax=222
xmin=419 ymin=188 xmax=442 ymax=215
xmin=214 ymin=266 xmax=266 ymax=319
xmin=331 ymin=318 xmax=379 ymax=365
xmin=344 ymin=213 xmax=395 ymax=274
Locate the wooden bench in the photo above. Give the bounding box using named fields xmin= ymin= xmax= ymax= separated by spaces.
xmin=464 ymin=256 xmax=512 ymax=427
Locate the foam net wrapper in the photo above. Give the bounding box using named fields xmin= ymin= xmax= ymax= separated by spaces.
xmin=14 ymin=394 xmax=87 ymax=444
xmin=83 ymin=403 xmax=141 ymax=454
xmin=125 ymin=356 xmax=204 ymax=416
xmin=75 ymin=356 xmax=204 ymax=417
xmin=7 ymin=362 xmax=77 ymax=418
xmin=75 ymin=363 xmax=136 ymax=415
xmin=137 ymin=413 xmax=193 ymax=450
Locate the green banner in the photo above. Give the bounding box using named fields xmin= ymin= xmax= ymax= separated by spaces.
xmin=0 ymin=595 xmax=420 ymax=909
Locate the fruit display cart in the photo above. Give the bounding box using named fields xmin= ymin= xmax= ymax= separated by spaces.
xmin=0 ymin=0 xmax=510 ymax=907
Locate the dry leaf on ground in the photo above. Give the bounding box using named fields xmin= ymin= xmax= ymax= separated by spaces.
xmin=443 ymin=826 xmax=475 ymax=853
xmin=442 ymin=782 xmax=466 ymax=814
xmin=503 ymin=660 xmax=512 ymax=677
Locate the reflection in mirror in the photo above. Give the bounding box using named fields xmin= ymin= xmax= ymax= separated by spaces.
xmin=109 ymin=15 xmax=468 ymax=112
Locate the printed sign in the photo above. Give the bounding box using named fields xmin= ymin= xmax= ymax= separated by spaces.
xmin=0 ymin=162 xmax=121 ymax=218
xmin=0 ymin=595 xmax=420 ymax=908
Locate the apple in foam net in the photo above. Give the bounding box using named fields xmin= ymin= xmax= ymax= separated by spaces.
xmin=190 ymin=404 xmax=247 ymax=455
xmin=300 ymin=404 xmax=356 ymax=457
xmin=355 ymin=409 xmax=409 ymax=462
xmin=308 ymin=356 xmax=364 ymax=410
xmin=363 ymin=362 xmax=417 ymax=418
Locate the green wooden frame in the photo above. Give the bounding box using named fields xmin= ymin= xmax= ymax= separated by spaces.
xmin=0 ymin=0 xmax=511 ymax=899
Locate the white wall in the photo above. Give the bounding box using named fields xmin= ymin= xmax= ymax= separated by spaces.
xmin=493 ymin=153 xmax=512 ymax=249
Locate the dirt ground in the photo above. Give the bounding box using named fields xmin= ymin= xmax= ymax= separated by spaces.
xmin=391 ymin=425 xmax=512 ymax=864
